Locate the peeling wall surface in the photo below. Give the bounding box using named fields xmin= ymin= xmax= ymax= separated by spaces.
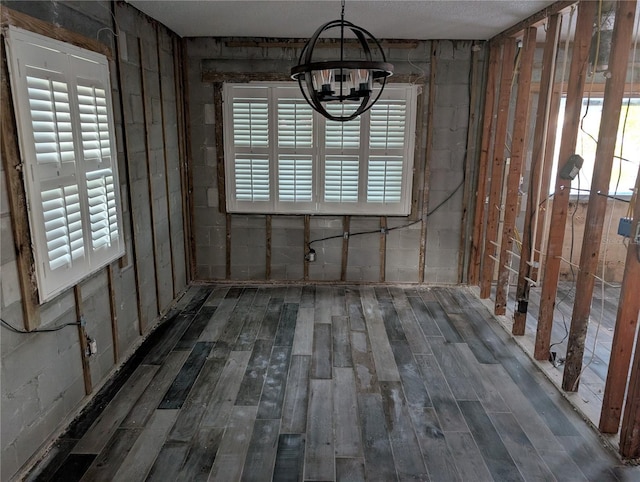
xmin=188 ymin=38 xmax=484 ymax=284
xmin=0 ymin=2 xmax=187 ymax=480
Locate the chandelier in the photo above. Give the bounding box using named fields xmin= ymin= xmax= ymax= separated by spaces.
xmin=290 ymin=0 xmax=394 ymax=122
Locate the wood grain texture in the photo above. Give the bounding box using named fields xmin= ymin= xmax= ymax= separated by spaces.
xmin=305 ymin=379 xmax=334 ymax=480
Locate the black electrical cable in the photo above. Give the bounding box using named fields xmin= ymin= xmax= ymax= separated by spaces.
xmin=1 ymin=317 xmax=81 ymax=334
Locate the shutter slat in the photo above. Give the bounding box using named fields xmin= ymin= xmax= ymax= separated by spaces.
xmin=325 ymin=157 xmax=359 ymax=202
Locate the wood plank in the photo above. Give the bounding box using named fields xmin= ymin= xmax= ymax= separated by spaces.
xmin=73 ymin=364 xmax=158 ymax=454
xmin=336 ymin=457 xmax=365 ymax=482
xmin=389 ymin=287 xmax=431 ymax=355
xmin=361 ymin=287 xmax=400 ymax=382
xmin=300 ymin=285 xmax=315 ymax=308
xmin=218 ymin=288 xmax=258 ymax=345
xmin=176 ymin=306 xmax=217 ymax=350
xmin=350 ymin=330 xmax=380 ymax=394
xmin=292 ymin=306 xmax=314 ymax=356
xmin=266 ymin=215 xmax=272 ymax=279
xmin=535 ymin=0 xmax=597 ymax=360
xmin=107 ymin=264 xmax=119 ymax=363
xmin=314 ymin=285 xmax=333 ymax=323
xmin=207 ymin=406 xmax=258 ymax=481
xmin=379 ymin=217 xmax=387 ymax=282
xmin=428 ymin=338 xmax=478 ymax=401
xmin=557 ymin=435 xmax=618 ymax=481
xmin=281 ymin=355 xmax=311 ymax=434
xmin=241 ymin=419 xmax=280 ymax=482
xmin=391 ymin=341 xmax=432 ymax=408
xmin=159 ymin=341 xmax=213 ymax=409
xmin=333 ymin=315 xmax=353 ymax=367
xmin=446 ymin=313 xmax=499 ymax=365
xmin=48 ymin=454 xmax=96 ymax=482
xmin=357 ymin=393 xmax=397 ymax=482
xmin=458 ymin=400 xmax=522 ymax=481
xmin=331 ymin=286 xmax=347 ymax=316
xmin=201 ymin=350 xmax=252 ymax=427
xmin=409 ymin=408 xmax=461 ymax=481
xmin=536 ymin=449 xmax=588 ymax=482
xmin=415 ymin=355 xmax=467 ymax=432
xmin=407 ymin=295 xmax=442 ymax=337
xmin=493 ymin=26 xmax=537 ymax=316
xmin=345 ymin=287 xmax=366 ymax=332
xmin=257 ymin=297 xmax=284 ymax=341
xmin=80 ymin=428 xmax=141 ymax=482
xmin=333 ymin=367 xmax=362 ymax=457
xmin=305 ymin=379 xmax=334 ymax=480
xmin=274 ymin=303 xmax=299 ymax=347
xmin=311 ymin=323 xmax=332 ymax=379
xmin=454 ymin=344 xmax=508 ymax=413
xmin=479 ymin=38 xmax=516 ymax=298
xmin=341 ymin=216 xmax=350 ymax=281
xmin=380 ymin=381 xmax=429 ymax=480
xmin=112 ymin=410 xmax=179 ymax=482
xmin=620 ymin=307 xmax=640 ymax=457
xmin=183 ymin=286 xmax=212 ymax=313
xmin=285 ymin=285 xmax=302 ymax=303
xmin=74 ymin=286 xmax=92 ymax=395
xmin=272 ymin=434 xmax=305 ymax=482
xmin=236 ymin=339 xmax=274 ymax=406
xmin=444 ymin=432 xmax=493 ymax=482
xmin=304 ymin=214 xmax=310 ymax=280
xmin=175 ymin=427 xmax=223 ymax=481
xmin=122 ymin=350 xmax=189 ymax=428
xmin=144 ymin=313 xmax=196 ymax=365
xmin=145 ymin=443 xmax=189 ymax=481
xmin=563 ymin=0 xmax=638 ymax=392
xmin=487 ymin=411 xmax=555 ymax=481
xmin=198 ymin=297 xmax=240 ymax=342
xmin=423 ymin=297 xmax=463 ymax=343
xmin=256 ymin=346 xmax=292 ymax=419
xmin=379 ymin=299 xmax=407 ymax=342
xmin=234 ymin=300 xmax=269 ymax=351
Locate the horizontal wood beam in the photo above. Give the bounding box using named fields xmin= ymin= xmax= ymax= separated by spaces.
xmin=491 ymin=1 xmax=576 ymax=42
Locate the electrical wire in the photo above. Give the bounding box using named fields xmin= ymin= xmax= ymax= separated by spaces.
xmin=1 ymin=318 xmax=81 ymax=334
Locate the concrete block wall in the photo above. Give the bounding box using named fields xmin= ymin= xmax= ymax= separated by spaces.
xmin=1 ymin=2 xmax=188 ymax=480
xmin=188 ymin=38 xmax=484 ymax=284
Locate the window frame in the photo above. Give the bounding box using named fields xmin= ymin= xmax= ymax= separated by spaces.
xmin=223 ymin=82 xmax=418 ymax=216
xmin=5 ymin=25 xmax=125 ymax=304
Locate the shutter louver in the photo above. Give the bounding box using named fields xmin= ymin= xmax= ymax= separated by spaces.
xmin=370 ymin=101 xmax=406 ymax=149
xmin=233 ymin=99 xmax=268 ymax=148
xmin=325 ymin=157 xmax=359 ymax=202
xmin=42 ymin=183 xmax=84 ymax=270
xmin=367 ymin=157 xmax=403 ymax=203
xmin=278 ymin=156 xmax=313 ymax=202
xmin=235 ymin=156 xmax=270 ymax=201
xmin=77 ymin=84 xmax=111 ymax=161
xmin=27 ymin=76 xmax=75 ymax=164
xmin=278 ymin=100 xmax=313 ymax=148
xmin=326 ymin=105 xmax=360 ymax=149
xmin=86 ymin=168 xmax=118 ymax=250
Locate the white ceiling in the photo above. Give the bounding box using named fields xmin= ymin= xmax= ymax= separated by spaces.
xmin=126 ymin=0 xmax=558 ymax=40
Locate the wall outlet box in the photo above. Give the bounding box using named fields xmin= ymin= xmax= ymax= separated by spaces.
xmin=618 ymin=217 xmax=632 ymax=238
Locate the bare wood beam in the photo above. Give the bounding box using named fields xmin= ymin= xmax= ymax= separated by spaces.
xmin=341 ymin=216 xmax=350 ymax=282
xmin=107 ymin=264 xmax=119 ymax=363
xmin=479 ymin=39 xmax=516 ymax=299
xmin=600 ymin=168 xmax=640 ymax=433
xmin=226 ymin=213 xmax=232 ymax=279
xmin=494 ymin=26 xmax=537 ymax=316
xmin=380 ymin=217 xmax=387 ymax=282
xmin=266 ymin=215 xmax=272 ymax=280
xmin=512 ymin=14 xmax=561 ymax=334
xmin=0 ymin=38 xmax=40 ymax=329
xmin=419 ymin=41 xmax=437 ymax=283
xmin=74 ymin=285 xmax=92 ymax=395
xmin=534 ymin=0 xmax=596 ymax=360
xmin=491 ymin=1 xmax=576 ymax=42
xmin=214 ymin=83 xmax=227 ymax=214
xmin=469 ymin=41 xmax=500 ymax=285
xmin=304 ymin=215 xmax=310 ymax=281
xmin=562 ymin=0 xmax=637 ymax=392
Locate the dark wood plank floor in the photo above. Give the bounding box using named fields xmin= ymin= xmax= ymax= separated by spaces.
xmin=28 ymin=284 xmax=639 ymax=482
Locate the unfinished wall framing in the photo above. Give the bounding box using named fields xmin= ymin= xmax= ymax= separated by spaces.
xmin=471 ymin=0 xmax=640 ymax=458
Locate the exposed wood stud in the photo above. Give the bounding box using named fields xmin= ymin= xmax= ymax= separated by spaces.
xmin=534 ymin=0 xmax=597 ymax=360
xmin=380 ymin=217 xmax=387 ymax=283
xmin=74 ymin=285 xmax=92 ymax=395
xmin=600 ymin=169 xmax=640 ymax=433
xmin=226 ymin=213 xmax=232 ymax=280
xmin=341 ymin=216 xmax=350 ymax=282
xmin=418 ymin=40 xmax=437 ymax=283
xmin=491 ymin=1 xmax=576 ymax=42
xmin=562 ymin=0 xmax=637 ymax=392
xmin=0 ymin=38 xmax=40 ymax=330
xmin=494 ymin=26 xmax=537 ymax=316
xmin=139 ymin=38 xmax=162 ymax=317
xmin=620 ymin=327 xmax=640 ymax=457
xmin=304 ymin=215 xmax=310 ymax=281
xmin=479 ymin=39 xmax=516 ymax=299
xmin=266 ymin=215 xmax=272 ymax=280
xmin=107 ymin=264 xmax=119 ymax=364
xmin=214 ymin=83 xmax=227 ymax=214
xmin=513 ymin=14 xmax=561 ymax=335
xmin=469 ymin=41 xmax=500 ymax=285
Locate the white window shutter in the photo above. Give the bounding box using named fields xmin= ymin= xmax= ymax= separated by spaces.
xmin=370 ymin=100 xmax=407 ymax=149
xmin=278 ymin=155 xmax=313 ymax=202
xmin=278 ymin=99 xmax=313 ymax=148
xmin=324 ymin=156 xmax=359 ymax=202
xmin=233 ymin=99 xmax=269 ymax=148
xmin=234 ymin=156 xmax=270 ymax=201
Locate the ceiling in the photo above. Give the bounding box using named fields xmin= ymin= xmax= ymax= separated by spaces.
xmin=126 ymin=0 xmax=558 ymax=40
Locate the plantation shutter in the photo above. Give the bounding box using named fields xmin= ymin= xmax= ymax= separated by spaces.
xmin=6 ymin=26 xmax=124 ymax=302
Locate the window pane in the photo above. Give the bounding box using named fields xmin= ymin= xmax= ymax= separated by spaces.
xmin=233 ymin=99 xmax=268 ymax=148
xmin=235 ymin=156 xmax=270 ymax=201
xmin=278 ymin=155 xmax=313 ymax=202
xmin=278 ymin=99 xmax=313 ymax=148
xmin=325 ymin=156 xmax=359 ymax=202
xmin=367 ymin=156 xmax=403 ymax=203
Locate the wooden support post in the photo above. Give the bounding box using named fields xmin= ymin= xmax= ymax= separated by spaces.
xmin=266 ymin=215 xmax=272 ymax=280
xmin=600 ymin=169 xmax=640 ymax=433
xmin=620 ymin=322 xmax=640 ymax=457
xmin=107 ymin=264 xmax=119 ymax=363
xmin=562 ymin=0 xmax=637 ymax=392
xmin=494 ymin=27 xmax=537 ymax=316
xmin=469 ymin=42 xmax=500 ymax=285
xmin=226 ymin=213 xmax=232 ymax=279
xmin=341 ymin=216 xmax=350 ymax=281
xmin=512 ymin=14 xmax=561 ymax=334
xmin=419 ymin=40 xmax=437 ymax=283
xmin=534 ymin=0 xmax=596 ymax=360
xmin=0 ymin=39 xmax=40 ymax=329
xmin=479 ymin=39 xmax=516 ymax=299
xmin=214 ymin=83 xmax=227 ymax=214
xmin=304 ymin=215 xmax=310 ymax=281
xmin=380 ymin=217 xmax=387 ymax=282
xmin=74 ymin=286 xmax=92 ymax=395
